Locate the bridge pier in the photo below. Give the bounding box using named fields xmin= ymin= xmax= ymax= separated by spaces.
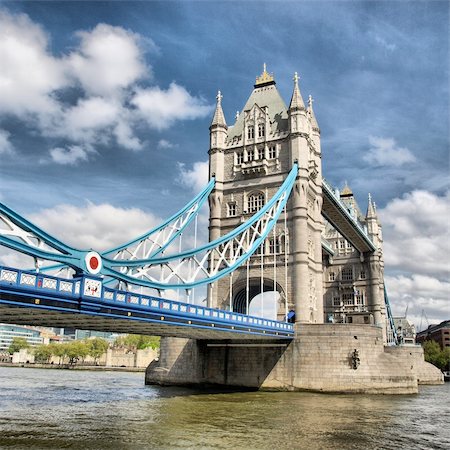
xmin=146 ymin=324 xmax=443 ymax=393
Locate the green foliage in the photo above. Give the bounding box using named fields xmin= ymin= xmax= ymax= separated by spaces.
xmin=423 ymin=340 xmax=450 ymax=371
xmin=8 ymin=337 xmax=30 ymax=355
xmin=86 ymin=338 xmax=109 ymax=362
xmin=114 ymin=334 xmax=160 ymax=351
xmin=33 ymin=344 xmax=53 ymax=363
xmin=65 ymin=340 xmax=89 ymax=365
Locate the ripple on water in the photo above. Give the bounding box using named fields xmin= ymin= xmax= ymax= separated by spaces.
xmin=0 ymin=367 xmax=449 ymax=449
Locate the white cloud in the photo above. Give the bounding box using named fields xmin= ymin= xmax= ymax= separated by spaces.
xmin=132 ymin=82 xmax=213 ymax=130
xmin=0 ymin=10 xmax=66 ymax=118
xmin=0 ymin=129 xmax=13 ymax=154
xmin=0 ymin=10 xmax=212 ymax=165
xmin=49 ymin=145 xmax=89 ymax=165
xmin=157 ymin=139 xmax=175 ymax=149
xmin=30 ymin=202 xmax=161 ymax=251
xmin=379 ymin=190 xmax=450 ymax=277
xmin=178 ymin=160 xmax=209 ymax=193
xmin=374 ymin=35 xmax=396 ymax=52
xmin=385 ymin=274 xmax=449 ymax=329
xmin=380 ymin=190 xmax=450 ymax=328
xmin=363 ymin=136 xmax=416 ymax=166
xmin=67 ymin=23 xmax=148 ymax=96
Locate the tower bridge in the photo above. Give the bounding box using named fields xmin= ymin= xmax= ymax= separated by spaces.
xmin=0 ymin=66 xmax=443 ymax=393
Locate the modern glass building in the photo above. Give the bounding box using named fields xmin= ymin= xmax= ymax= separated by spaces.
xmin=0 ymin=324 xmax=43 ymax=351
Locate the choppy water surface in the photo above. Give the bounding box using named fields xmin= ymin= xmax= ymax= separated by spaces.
xmin=0 ymin=367 xmax=449 ymax=449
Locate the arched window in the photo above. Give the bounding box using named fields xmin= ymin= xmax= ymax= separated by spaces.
xmin=258 ymin=123 xmax=265 ymax=138
xmin=247 ymin=192 xmax=265 ymax=213
xmin=247 ymin=126 xmax=255 ymax=139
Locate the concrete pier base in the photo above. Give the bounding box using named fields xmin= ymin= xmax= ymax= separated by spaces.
xmin=146 ymin=324 xmax=443 ymax=394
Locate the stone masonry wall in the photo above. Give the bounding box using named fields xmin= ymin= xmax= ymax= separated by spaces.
xmin=145 ymin=324 xmax=439 ymax=394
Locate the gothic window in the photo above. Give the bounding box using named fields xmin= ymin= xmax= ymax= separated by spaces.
xmin=256 ymin=146 xmax=264 ymax=160
xmin=341 ymin=267 xmax=353 ymax=281
xmin=258 ymin=123 xmax=265 ymax=138
xmin=247 ymin=192 xmax=265 ymax=213
xmin=268 ymin=145 xmax=276 ymax=159
xmin=342 ymin=293 xmax=354 ymax=306
xmin=236 ymin=151 xmax=244 ymax=165
xmin=227 ymin=202 xmax=237 ymax=217
xmin=360 ymin=268 xmax=366 ymax=279
xmin=329 ymin=271 xmax=336 ymax=282
xmin=247 ymin=149 xmax=255 ymax=162
xmin=269 ymin=237 xmax=280 ymax=255
xmin=247 ymin=126 xmax=255 ymax=139
xmin=333 ymin=295 xmax=341 ymax=307
xmin=355 ymin=290 xmax=364 ymax=305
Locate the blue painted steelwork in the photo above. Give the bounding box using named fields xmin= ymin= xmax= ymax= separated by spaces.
xmin=103 ymin=178 xmax=215 ymax=259
xmin=322 ymin=179 xmax=376 ymax=251
xmin=101 ymin=164 xmax=298 ymax=289
xmin=35 ymin=178 xmax=216 ymax=274
xmin=384 ymin=286 xmax=399 ymax=345
xmin=0 ymin=265 xmax=294 ymax=339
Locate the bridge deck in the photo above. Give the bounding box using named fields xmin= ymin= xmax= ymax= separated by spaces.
xmin=0 ymin=266 xmax=294 ymax=340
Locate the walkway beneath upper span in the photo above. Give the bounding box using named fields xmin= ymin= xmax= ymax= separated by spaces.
xmin=321 ymin=180 xmax=376 ymax=253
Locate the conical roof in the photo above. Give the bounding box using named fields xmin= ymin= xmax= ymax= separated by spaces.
xmin=307 ymin=95 xmax=319 ymax=132
xmin=227 ymin=66 xmax=288 ymax=140
xmin=211 ymin=91 xmax=227 ymax=128
xmin=289 ymin=72 xmax=305 ymax=111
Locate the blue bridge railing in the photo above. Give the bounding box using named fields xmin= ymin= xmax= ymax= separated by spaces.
xmin=0 ymin=265 xmax=294 ymax=338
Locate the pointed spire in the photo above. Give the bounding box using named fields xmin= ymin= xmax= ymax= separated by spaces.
xmin=289 ymin=72 xmax=305 ymax=111
xmin=366 ymin=193 xmax=377 ymax=219
xmin=307 ymin=94 xmax=320 ymax=132
xmin=211 ymin=90 xmax=227 ymax=127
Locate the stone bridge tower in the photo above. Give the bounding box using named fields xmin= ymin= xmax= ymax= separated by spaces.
xmin=208 ymin=66 xmax=324 ymax=323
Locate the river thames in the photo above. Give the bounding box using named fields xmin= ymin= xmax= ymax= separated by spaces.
xmin=0 ymin=367 xmax=448 ymax=449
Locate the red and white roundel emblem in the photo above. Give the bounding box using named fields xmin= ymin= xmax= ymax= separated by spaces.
xmin=85 ymin=251 xmax=102 ymax=275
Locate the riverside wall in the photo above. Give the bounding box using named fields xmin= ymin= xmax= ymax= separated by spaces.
xmin=146 ymin=324 xmax=443 ymax=394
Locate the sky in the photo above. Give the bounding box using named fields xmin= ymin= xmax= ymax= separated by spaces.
xmin=0 ymin=1 xmax=448 ymax=329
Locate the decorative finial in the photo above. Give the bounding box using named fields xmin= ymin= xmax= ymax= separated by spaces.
xmin=255 ymin=64 xmax=275 ymax=86
xmin=235 ymin=110 xmax=240 ymax=120
xmin=373 ymin=202 xmax=377 ymax=211
xmin=294 ymin=72 xmax=299 ymax=85
xmin=216 ymin=90 xmax=223 ymax=104
xmin=368 ymin=193 xmax=372 ymax=202
xmin=308 ymin=94 xmax=314 ymax=108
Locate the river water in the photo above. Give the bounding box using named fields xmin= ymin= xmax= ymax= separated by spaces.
xmin=0 ymin=367 xmax=449 ymax=450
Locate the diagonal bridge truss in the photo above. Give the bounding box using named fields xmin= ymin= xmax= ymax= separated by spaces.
xmin=0 ymin=165 xmax=298 ymax=292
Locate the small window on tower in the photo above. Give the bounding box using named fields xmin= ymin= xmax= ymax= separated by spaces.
xmin=268 ymin=145 xmax=276 ymax=159
xmin=247 ymin=192 xmax=265 ymax=213
xmin=227 ymin=202 xmax=237 ymax=217
xmin=258 ymin=124 xmax=265 ymax=138
xmin=329 ymin=271 xmax=335 ymax=281
xmin=341 ymin=267 xmax=353 ymax=281
xmin=247 ymin=126 xmax=255 ymax=139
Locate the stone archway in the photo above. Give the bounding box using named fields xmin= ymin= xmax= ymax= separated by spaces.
xmin=232 ymin=279 xmax=284 ymax=319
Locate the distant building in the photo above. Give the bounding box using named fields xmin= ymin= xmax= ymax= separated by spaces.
xmin=416 ymin=320 xmax=450 ymax=350
xmin=393 ymin=317 xmax=416 ymax=345
xmin=0 ymin=324 xmax=43 ymax=351
xmin=75 ymin=330 xmax=117 ymax=343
